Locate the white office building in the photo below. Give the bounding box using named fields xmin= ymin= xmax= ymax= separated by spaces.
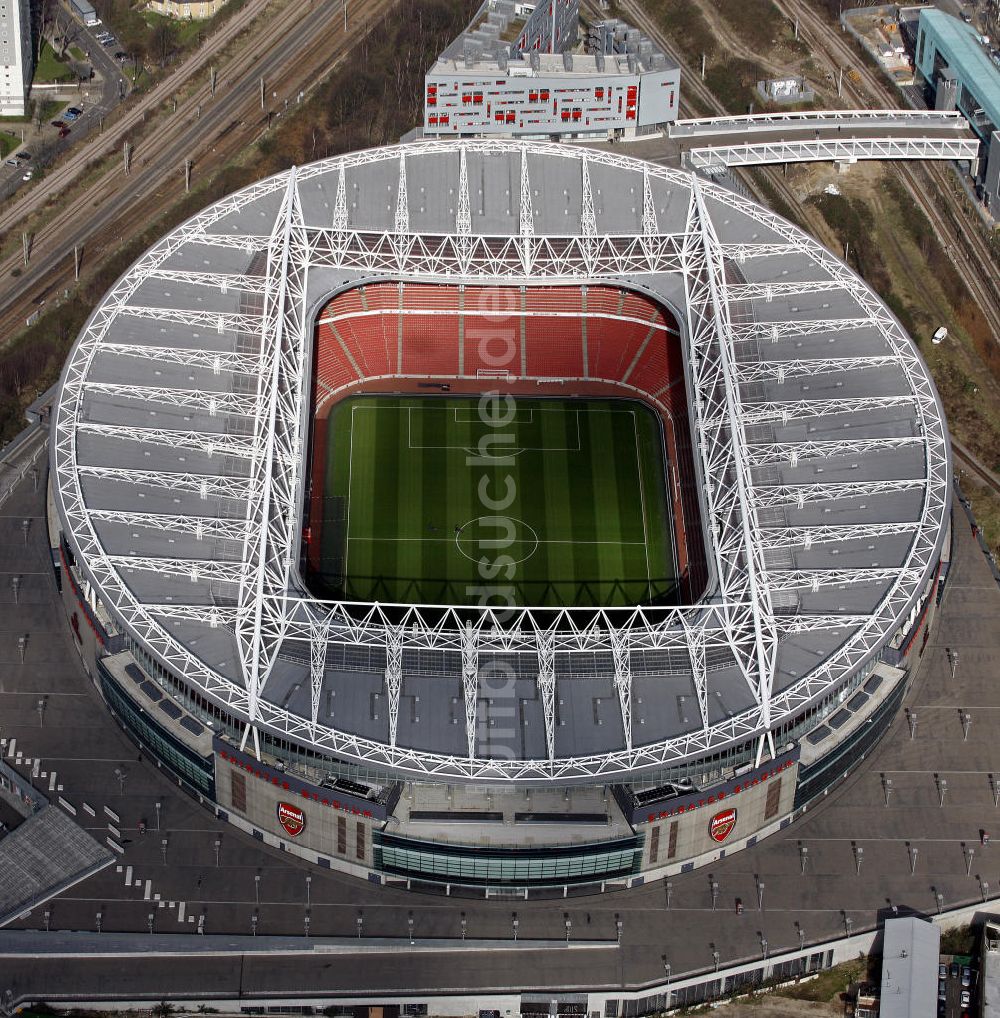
xmin=0 ymin=0 xmax=32 ymax=117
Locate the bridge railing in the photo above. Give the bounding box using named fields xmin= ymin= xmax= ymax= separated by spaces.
xmin=671 ymin=109 xmax=967 ymax=137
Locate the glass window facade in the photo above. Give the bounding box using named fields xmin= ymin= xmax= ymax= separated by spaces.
xmin=375 ymin=831 xmax=641 ymax=887
xmin=98 ymin=659 xmax=215 ymax=798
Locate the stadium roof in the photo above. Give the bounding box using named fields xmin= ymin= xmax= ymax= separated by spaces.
xmin=52 ymin=140 xmax=950 ymax=782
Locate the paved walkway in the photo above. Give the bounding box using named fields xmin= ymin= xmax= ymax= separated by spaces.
xmin=0 ymin=458 xmax=997 ymax=1002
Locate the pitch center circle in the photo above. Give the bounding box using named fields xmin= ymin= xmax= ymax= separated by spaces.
xmin=454 ymin=516 xmax=540 ymax=566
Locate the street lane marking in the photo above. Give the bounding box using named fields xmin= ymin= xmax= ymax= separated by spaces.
xmin=104 ymin=806 xmax=119 ymax=823
xmin=58 ymin=796 xmax=76 ymax=815
xmin=178 ymin=901 xmax=186 ymax=922
xmin=82 ymin=802 xmax=95 ymax=817
xmin=48 ymin=772 xmax=56 ymax=792
xmin=143 ymin=880 xmax=152 ymax=901
xmin=124 ymin=866 xmax=132 ymax=886
xmin=106 ymin=838 xmax=123 ymax=854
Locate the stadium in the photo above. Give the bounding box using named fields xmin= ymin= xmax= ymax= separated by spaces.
xmin=51 ymin=139 xmax=950 ymax=893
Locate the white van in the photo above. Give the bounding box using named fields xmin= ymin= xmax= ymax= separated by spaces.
xmin=932 ymin=326 xmax=948 ymax=344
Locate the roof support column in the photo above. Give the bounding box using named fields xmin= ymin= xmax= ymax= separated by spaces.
xmin=461 ymin=623 xmax=479 ymax=761
xmin=310 ymin=617 xmax=332 ymax=738
xmin=386 ymin=625 xmax=403 ymax=751
xmin=519 ymin=145 xmax=534 ymax=276
xmin=611 ymin=627 xmax=633 ymax=754
xmin=536 ymin=630 xmax=556 ymax=762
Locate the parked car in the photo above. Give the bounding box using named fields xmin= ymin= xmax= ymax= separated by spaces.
xmin=66 ymin=106 xmax=83 ymax=117
xmin=939 ymin=963 xmax=947 ymax=980
xmin=58 ymin=127 xmax=70 ymax=138
xmin=114 ymin=51 xmax=128 ymax=61
xmin=21 ymin=170 xmax=32 ymax=181
xmin=15 ymin=151 xmax=30 ymax=161
xmin=4 ymin=158 xmax=16 ymax=167
xmin=961 ymin=990 xmax=971 ymax=1007
xmin=50 ymin=119 xmax=64 ymax=128
xmin=951 ymin=962 xmax=960 ymax=978
xmin=939 ymin=980 xmax=947 ymax=1000
xmin=962 ymin=966 xmax=972 ymax=986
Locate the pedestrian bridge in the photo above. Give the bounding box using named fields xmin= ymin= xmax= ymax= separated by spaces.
xmin=669 ymin=109 xmax=980 ymax=170
xmin=670 ymin=109 xmax=971 ymax=137
xmin=686 ymin=135 xmax=981 ymax=170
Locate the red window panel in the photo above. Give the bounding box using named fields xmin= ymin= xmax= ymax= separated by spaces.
xmin=561 ymin=110 xmax=570 ymax=121
xmin=626 ymin=108 xmax=636 ymax=120
xmin=540 ymin=89 xmax=550 ymax=100
xmin=595 ymin=87 xmax=604 ymax=99
xmin=429 ymin=116 xmax=438 ymax=125
xmin=572 ymin=109 xmax=581 ymax=121
xmin=529 ymin=91 xmax=538 ymax=102
xmin=473 ymin=93 xmax=483 ymax=104
xmin=506 ymin=111 xmax=516 ymax=123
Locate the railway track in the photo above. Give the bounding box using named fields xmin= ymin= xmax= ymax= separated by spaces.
xmin=773 ymin=0 xmax=1000 ymax=340
xmin=0 ymin=0 xmax=394 ymax=343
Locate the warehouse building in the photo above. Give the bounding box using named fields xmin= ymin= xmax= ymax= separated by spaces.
xmin=423 ymin=0 xmax=679 ymax=140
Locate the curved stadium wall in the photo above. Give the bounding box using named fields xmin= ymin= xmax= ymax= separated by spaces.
xmin=50 ymin=140 xmax=950 ymax=891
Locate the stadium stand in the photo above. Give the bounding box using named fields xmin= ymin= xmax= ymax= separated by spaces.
xmin=309 ymin=281 xmax=707 ymax=600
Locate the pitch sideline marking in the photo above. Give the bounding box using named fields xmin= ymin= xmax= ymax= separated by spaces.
xmin=632 ymin=410 xmax=653 ymax=600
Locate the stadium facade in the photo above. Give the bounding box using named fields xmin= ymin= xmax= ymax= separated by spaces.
xmin=50 ymin=140 xmax=950 ymax=895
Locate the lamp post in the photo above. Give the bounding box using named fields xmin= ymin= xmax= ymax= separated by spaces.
xmin=883 ymin=776 xmax=893 ymax=807
xmin=949 ymin=649 xmax=959 ymax=680
xmin=254 ymin=873 xmax=260 ymax=905
xmin=962 ymin=712 xmax=972 ymax=741
xmin=17 ymin=635 xmax=26 ymax=664
xmin=966 ymin=845 xmax=975 ymax=876
xmin=160 ymin=838 xmax=167 ymax=865
xmin=11 ymin=576 xmax=20 ymax=605
xmin=213 ymin=838 xmax=221 ymax=867
xmin=147 ymin=912 xmax=154 ymax=935
xmin=513 ymin=914 xmax=519 ymax=941
xmin=304 ymin=914 xmax=310 ymax=938
xmin=615 ymin=917 xmax=623 ymax=944
xmin=36 ymin=698 xmax=45 ymax=728
xmin=907 ymin=710 xmax=918 ymax=739
xmin=938 ymin=777 xmax=948 ymax=808
xmin=936 ymin=891 xmax=944 ymax=914
xmin=665 ymin=880 xmax=673 ymax=909
xmin=154 ymin=799 xmax=162 ymax=830
xmin=251 ymin=912 xmax=258 ymax=937
xmin=21 ymin=519 xmax=29 ymax=545
xmin=356 ymin=913 xmax=363 ymax=938
xmin=761 ymin=936 xmax=768 ymax=960
xmin=460 ymin=913 xmax=467 ymax=941
xmin=565 ymin=918 xmax=572 ymax=943
xmin=800 ymin=845 xmax=808 ymax=874
xmin=845 ymin=915 xmax=854 ymax=937
xmin=757 ymin=877 xmax=765 ymax=911
xmin=408 ymin=913 xmax=414 ymax=945
xmin=710 ymin=878 xmax=719 ymax=911
xmin=855 ymin=844 xmax=864 ymax=876
xmin=909 ymin=844 xmax=918 ymax=875
xmin=96 ymin=911 xmax=102 ymax=934
xmin=114 ymin=766 xmax=126 ymax=796
xmin=712 ymin=949 xmax=720 ymax=972
xmin=305 ymin=874 xmax=312 ymax=907
xmin=43 ymin=909 xmax=50 ymax=932
xmin=797 ymin=926 xmax=805 ymax=951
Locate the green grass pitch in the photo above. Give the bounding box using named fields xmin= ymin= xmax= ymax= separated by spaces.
xmin=312 ymin=395 xmax=678 ymax=609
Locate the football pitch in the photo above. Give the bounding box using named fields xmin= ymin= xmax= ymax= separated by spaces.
xmin=312 ymin=395 xmax=678 ymax=609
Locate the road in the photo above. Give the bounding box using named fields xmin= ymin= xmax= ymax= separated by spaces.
xmin=0 ymin=0 xmax=391 ymax=340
